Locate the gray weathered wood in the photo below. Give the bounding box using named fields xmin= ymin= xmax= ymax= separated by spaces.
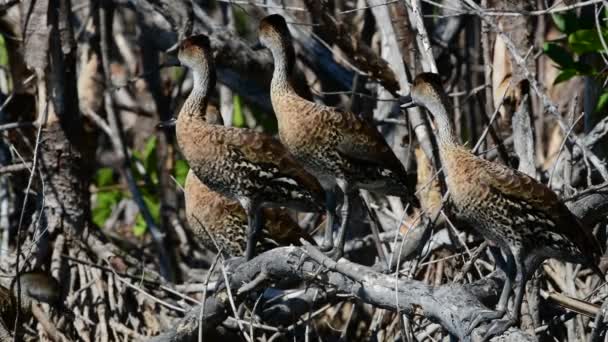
xmin=512 ymin=95 xmax=537 ymax=178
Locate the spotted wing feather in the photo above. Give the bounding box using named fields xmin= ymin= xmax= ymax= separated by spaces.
xmin=185 ymin=171 xmax=316 ymax=255
xmin=220 ymin=126 xmax=324 ymax=205
xmin=479 ymin=159 xmax=603 ymax=265
xmin=314 ymin=104 xmax=409 ymax=180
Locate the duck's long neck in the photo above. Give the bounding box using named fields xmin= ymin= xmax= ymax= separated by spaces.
xmin=426 ymin=99 xmax=459 ymax=149
xmin=182 ymin=62 xmax=214 ymax=119
xmin=269 ymin=39 xmax=296 ymax=96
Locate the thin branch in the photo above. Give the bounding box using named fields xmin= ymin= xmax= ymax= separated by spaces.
xmin=218 ymin=0 xmax=306 ymax=12
xmin=99 ymin=2 xmax=175 ymax=281
xmin=421 ymin=0 xmax=603 ymax=16
xmin=13 ymin=97 xmax=46 ymax=338
xmin=410 ymin=0 xmax=438 ymax=73
xmin=0 ymin=162 xmax=33 ymax=174
xmin=463 ymin=0 xmax=608 ymax=181
xmin=0 ymin=122 xmax=34 ymax=132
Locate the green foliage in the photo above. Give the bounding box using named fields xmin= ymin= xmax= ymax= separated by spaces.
xmin=551 ymin=12 xmax=580 ymax=34
xmin=0 ymin=35 xmax=8 ymax=67
xmin=133 ymin=195 xmax=160 ymax=237
xmin=141 ymin=136 xmax=159 ymax=183
xmin=232 ymin=95 xmax=279 ymax=133
xmin=130 ymin=137 xmax=160 ymax=235
xmin=568 ymin=29 xmax=608 ymax=54
xmin=232 ymin=94 xmax=245 ymax=127
xmin=543 ymin=42 xmax=575 ymax=69
xmin=171 ymin=66 xmax=185 ymax=82
xmin=596 ymin=91 xmax=608 ymax=113
xmin=543 ymin=34 xmax=597 ymax=82
xmin=175 ymin=159 xmax=190 ymax=187
xmin=544 ymin=10 xmax=608 ymax=114
xmin=0 ymin=35 xmax=12 ymax=90
xmin=134 ymin=215 xmax=147 ymax=236
xmin=92 ymin=168 xmax=122 ymax=228
xmin=553 ymin=68 xmax=579 ymax=85
xmin=233 ymin=6 xmax=250 ymax=36
xmin=96 ymin=167 xmax=115 ymax=187
xmin=92 ymin=137 xmax=190 ymax=236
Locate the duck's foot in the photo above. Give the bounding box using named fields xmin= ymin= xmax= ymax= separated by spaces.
xmin=237 ymin=270 xmax=268 ymax=295
xmin=480 ymin=317 xmax=516 ymax=341
xmin=466 ymin=309 xmax=505 ymax=336
xmin=318 ymin=243 xmax=333 ymax=253
xmin=370 ymin=259 xmax=391 ymax=273
xmin=324 ymin=246 xmax=344 ymax=261
xmin=223 ymin=256 xmax=245 ymax=271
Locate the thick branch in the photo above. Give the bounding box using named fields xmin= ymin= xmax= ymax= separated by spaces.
xmin=151 ymin=177 xmax=608 ymax=341
xmin=151 ymin=247 xmax=535 ymax=342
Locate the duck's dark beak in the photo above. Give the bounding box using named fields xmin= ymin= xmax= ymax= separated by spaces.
xmin=166 ymin=42 xmax=179 ymax=55
xmin=164 ymin=43 xmax=181 ymax=67
xmin=158 ymin=118 xmax=177 ymax=128
xmin=250 ymin=41 xmax=265 ymax=51
xmin=399 ymin=94 xmax=415 ymax=109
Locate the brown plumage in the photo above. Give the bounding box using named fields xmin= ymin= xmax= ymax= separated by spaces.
xmin=256 ymin=14 xmax=414 ymax=259
xmin=174 ymin=34 xmax=323 ymax=260
xmin=183 ymin=108 xmax=315 ymax=256
xmin=185 ymin=172 xmax=315 ymax=256
xmin=402 ymin=72 xmax=603 ymax=339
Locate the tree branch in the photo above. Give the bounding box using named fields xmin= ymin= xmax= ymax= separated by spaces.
xmin=150 ymin=246 xmax=535 ymax=342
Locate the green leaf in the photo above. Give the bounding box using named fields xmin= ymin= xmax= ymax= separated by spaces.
xmin=174 ymin=159 xmax=190 ymax=187
xmin=92 ymin=190 xmax=122 ymax=227
xmin=543 ymin=42 xmax=575 ymax=68
xmin=568 ymin=29 xmax=608 ymax=54
xmin=553 ymin=69 xmax=578 ymax=85
xmin=133 ymin=194 xmax=160 ymax=237
xmin=93 ymin=167 xmax=123 ymax=228
xmin=0 ymin=35 xmax=8 ymax=67
xmin=233 ymin=6 xmax=249 ymax=36
xmin=130 ymin=136 xmax=158 ymax=185
xmin=143 ymin=137 xmax=156 ymax=171
xmin=551 ymin=12 xmax=579 ymax=34
xmin=595 ymin=92 xmax=608 ymax=113
xmin=93 ymin=208 xmax=111 ymax=228
xmin=142 ymin=136 xmax=158 ymax=183
xmin=143 ymin=194 xmax=160 ymax=222
xmin=96 ymin=167 xmax=115 ymax=187
xmin=143 ymin=136 xmax=157 ymax=164
xmin=134 ymin=215 xmax=147 ymax=237
xmin=232 ymin=95 xmax=245 ymax=127
xmin=171 ymin=66 xmax=185 ymax=82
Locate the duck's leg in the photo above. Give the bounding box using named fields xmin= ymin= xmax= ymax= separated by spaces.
xmin=244 ymin=205 xmax=263 ymax=261
xmin=327 ymin=180 xmax=351 ymax=260
xmin=489 ymin=245 xmax=508 ymax=274
xmin=494 ymin=248 xmax=515 ymax=314
xmin=467 ymin=249 xmax=515 ymax=335
xmin=360 ymin=192 xmax=389 ymax=271
xmin=321 ymin=189 xmax=337 ymax=251
xmin=482 ymin=252 xmax=525 ymax=340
